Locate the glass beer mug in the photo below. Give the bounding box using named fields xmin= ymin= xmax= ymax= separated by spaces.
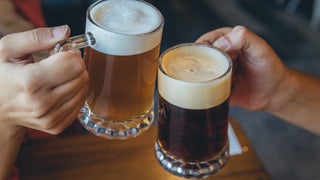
xmin=155 ymin=43 xmax=232 ymax=178
xmin=55 ymin=0 xmax=164 ymax=140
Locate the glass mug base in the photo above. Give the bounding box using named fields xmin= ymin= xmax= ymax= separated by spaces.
xmin=155 ymin=141 xmax=229 ymax=179
xmin=78 ymin=103 xmax=154 ymax=140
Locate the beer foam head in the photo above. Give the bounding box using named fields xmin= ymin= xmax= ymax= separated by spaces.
xmin=91 ymin=0 xmax=161 ymax=34
xmin=161 ymin=45 xmax=229 ymax=82
xmin=158 ymin=44 xmax=232 ymax=109
xmin=86 ymin=0 xmax=163 ymax=55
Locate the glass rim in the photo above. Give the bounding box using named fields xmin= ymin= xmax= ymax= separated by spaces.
xmin=87 ymin=0 xmax=164 ymax=37
xmin=159 ymin=43 xmax=233 ymax=84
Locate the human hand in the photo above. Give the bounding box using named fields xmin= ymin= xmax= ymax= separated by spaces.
xmin=196 ymin=26 xmax=290 ymax=112
xmin=0 ymin=25 xmax=89 ymax=136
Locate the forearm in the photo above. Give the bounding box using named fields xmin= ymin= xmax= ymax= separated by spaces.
xmin=268 ymin=68 xmax=320 ymax=135
xmin=0 ymin=126 xmax=26 ymax=180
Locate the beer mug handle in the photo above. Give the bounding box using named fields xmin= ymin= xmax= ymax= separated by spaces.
xmin=54 ymin=32 xmax=96 ymax=53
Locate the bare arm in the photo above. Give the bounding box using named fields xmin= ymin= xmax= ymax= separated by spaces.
xmin=269 ymin=68 xmax=320 ymax=134
xmin=0 ymin=127 xmax=26 ymax=179
xmin=196 ymin=26 xmax=320 ymax=135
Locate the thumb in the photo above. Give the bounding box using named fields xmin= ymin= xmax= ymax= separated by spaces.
xmin=0 ymin=25 xmax=70 ymax=60
xmin=213 ymin=26 xmax=277 ymax=64
xmin=213 ymin=26 xmax=252 ymax=52
xmin=213 ymin=26 xmax=270 ymax=57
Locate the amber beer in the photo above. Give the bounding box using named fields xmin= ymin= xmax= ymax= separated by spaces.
xmin=78 ymin=0 xmax=163 ymax=139
xmin=84 ymin=44 xmax=160 ymax=120
xmin=155 ymin=43 xmax=232 ymax=178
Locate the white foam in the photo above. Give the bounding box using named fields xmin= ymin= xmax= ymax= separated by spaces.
xmin=158 ymin=44 xmax=232 ymax=109
xmin=86 ymin=0 xmax=163 ymax=55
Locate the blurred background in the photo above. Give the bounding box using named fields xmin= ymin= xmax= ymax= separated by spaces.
xmin=2 ymin=0 xmax=320 ymax=179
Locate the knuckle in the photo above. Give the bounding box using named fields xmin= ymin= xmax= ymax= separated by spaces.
xmin=233 ymin=25 xmax=247 ymax=32
xmin=31 ymin=105 xmax=50 ymax=118
xmin=38 ymin=114 xmax=69 ymax=135
xmin=46 ymin=125 xmax=64 ymax=135
xmin=20 ymin=93 xmax=50 ymax=118
xmin=83 ymin=70 xmax=89 ymax=83
xmin=29 ymin=29 xmax=42 ymax=48
xmin=60 ymin=51 xmax=85 ymax=74
xmin=74 ymin=61 xmax=86 ymax=75
xmin=69 ymin=55 xmax=85 ymax=74
xmin=19 ymin=68 xmax=38 ymax=93
xmin=27 ymin=100 xmax=50 ymax=118
xmin=39 ymin=117 xmax=56 ymax=131
xmin=233 ymin=25 xmax=248 ymax=37
xmin=20 ymin=78 xmax=35 ymax=94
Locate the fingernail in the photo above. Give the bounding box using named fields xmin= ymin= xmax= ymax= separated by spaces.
xmin=213 ymin=37 xmax=230 ymax=50
xmin=52 ymin=25 xmax=69 ymax=38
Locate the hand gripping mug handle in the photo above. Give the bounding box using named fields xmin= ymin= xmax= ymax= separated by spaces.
xmin=54 ymin=32 xmax=96 ymax=53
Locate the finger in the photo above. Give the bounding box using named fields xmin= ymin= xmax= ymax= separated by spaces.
xmin=213 ymin=26 xmax=270 ymax=54
xmin=51 ymin=70 xmax=89 ymax=110
xmin=0 ymin=25 xmax=70 ymax=61
xmin=51 ymin=104 xmax=83 ymax=135
xmin=27 ymin=70 xmax=88 ymax=119
xmin=10 ymin=54 xmax=35 ymax=64
xmin=48 ymin=99 xmax=85 ymax=135
xmin=22 ymin=49 xmax=85 ymax=91
xmin=43 ymin=85 xmax=87 ymax=134
xmin=42 ymin=49 xmax=84 ymax=87
xmin=18 ymin=83 xmax=87 ymax=134
xmin=195 ymin=27 xmax=233 ymax=44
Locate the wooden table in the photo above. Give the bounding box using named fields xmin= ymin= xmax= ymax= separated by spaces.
xmin=16 ymin=118 xmax=271 ymax=180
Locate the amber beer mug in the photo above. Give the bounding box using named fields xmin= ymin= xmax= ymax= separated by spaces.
xmin=155 ymin=43 xmax=232 ymax=178
xmin=55 ymin=0 xmax=164 ymax=139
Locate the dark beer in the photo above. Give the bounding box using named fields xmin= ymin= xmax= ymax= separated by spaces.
xmin=156 ymin=43 xmax=232 ymax=178
xmin=157 ymin=94 xmax=229 ymax=162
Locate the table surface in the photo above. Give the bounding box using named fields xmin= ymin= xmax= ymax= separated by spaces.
xmin=16 ymin=118 xmax=271 ymax=180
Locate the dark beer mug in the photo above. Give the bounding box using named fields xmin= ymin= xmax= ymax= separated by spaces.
xmin=55 ymin=0 xmax=164 ymax=139
xmin=155 ymin=43 xmax=232 ymax=178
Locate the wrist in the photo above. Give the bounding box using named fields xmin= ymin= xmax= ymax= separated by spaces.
xmin=0 ymin=124 xmax=27 ymax=141
xmin=263 ymin=67 xmax=297 ymax=114
xmin=0 ymin=125 xmax=26 ymax=180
